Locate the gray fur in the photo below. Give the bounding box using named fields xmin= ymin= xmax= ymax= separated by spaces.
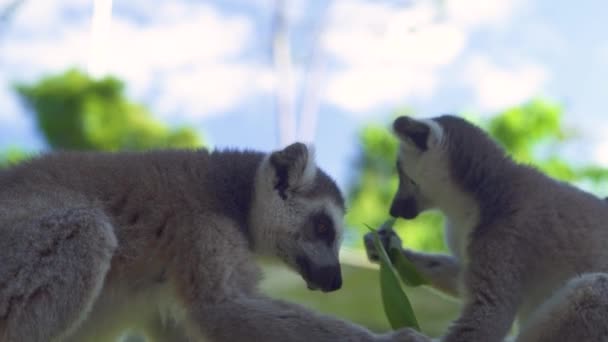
xmin=366 ymin=115 xmax=608 ymax=342
xmin=0 ymin=143 xmax=410 ymax=342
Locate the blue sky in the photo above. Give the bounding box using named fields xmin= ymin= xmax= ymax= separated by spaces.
xmin=1 ymin=0 xmax=607 ymax=190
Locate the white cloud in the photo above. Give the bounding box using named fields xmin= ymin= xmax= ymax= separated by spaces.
xmin=574 ymin=119 xmax=608 ymax=168
xmin=444 ymin=0 xmax=524 ymax=30
xmin=463 ymin=55 xmax=548 ymax=112
xmin=154 ymin=64 xmax=275 ymax=118
xmin=324 ymin=23 xmax=465 ymax=68
xmin=2 ymin=1 xmax=272 ymax=120
xmin=326 ymin=66 xmax=436 ymax=114
xmin=107 ymin=7 xmax=251 ymax=67
xmin=319 ymin=0 xmax=528 ymax=114
xmin=3 ymin=30 xmax=90 ymax=79
xmin=322 ymin=1 xmax=466 ymax=113
xmin=97 ymin=8 xmax=271 ymax=118
xmin=10 ymin=0 xmax=91 ymax=35
xmin=592 ymin=139 xmax=608 ymax=167
xmin=2 ymin=0 xmax=533 ymax=120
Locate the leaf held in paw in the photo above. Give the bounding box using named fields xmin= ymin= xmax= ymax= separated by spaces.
xmin=390 ymin=248 xmax=429 ymax=287
xmin=366 ymin=220 xmax=421 ymax=331
xmin=367 ymin=219 xmax=429 ymax=287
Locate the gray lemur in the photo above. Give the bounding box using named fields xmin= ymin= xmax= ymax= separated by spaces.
xmin=365 ymin=116 xmax=608 ymax=342
xmin=0 ymin=143 xmax=411 ymax=342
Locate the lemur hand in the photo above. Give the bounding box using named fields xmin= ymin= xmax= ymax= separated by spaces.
xmin=364 ymin=225 xmax=403 ymax=263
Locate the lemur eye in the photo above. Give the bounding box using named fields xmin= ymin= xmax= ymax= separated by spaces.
xmin=312 ymin=213 xmax=335 ymax=245
xmin=316 ymin=223 xmax=328 ymax=235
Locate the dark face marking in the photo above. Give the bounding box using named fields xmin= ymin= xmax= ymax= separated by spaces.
xmin=269 ymin=142 xmax=309 ymax=200
xmin=272 ymin=164 xmax=289 ymax=200
xmin=292 ymin=211 xmax=341 ymax=292
xmin=390 ymin=197 xmax=419 ymax=219
xmin=391 ymin=160 xmax=421 ymax=219
xmin=296 ymin=255 xmax=342 ymax=292
xmin=393 ymin=116 xmax=430 ymax=151
xmin=309 ymin=212 xmax=336 ymax=246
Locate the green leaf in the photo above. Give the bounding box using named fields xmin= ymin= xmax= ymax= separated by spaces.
xmin=369 ymin=225 xmax=421 ymax=331
xmin=367 ymin=219 xmax=429 ymax=287
xmin=389 ymin=248 xmax=429 ymax=287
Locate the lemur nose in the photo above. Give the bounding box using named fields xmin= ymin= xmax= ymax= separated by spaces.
xmin=390 ymin=197 xmax=418 ymax=219
xmin=330 ymin=269 xmax=342 ymax=291
xmin=316 ymin=265 xmax=342 ymax=292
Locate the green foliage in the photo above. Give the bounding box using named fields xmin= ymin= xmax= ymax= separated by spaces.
xmin=15 ymin=69 xmax=203 ymax=151
xmin=348 ymin=99 xmax=608 ymax=251
xmin=372 ymin=228 xmax=420 ymax=330
xmin=367 ymin=219 xmax=429 ymax=330
xmin=390 ymin=246 xmax=428 ymax=288
xmin=487 ymin=100 xmax=608 ymax=186
xmin=0 ymin=147 xmax=28 ymax=167
xmin=487 ymin=100 xmax=564 ymax=161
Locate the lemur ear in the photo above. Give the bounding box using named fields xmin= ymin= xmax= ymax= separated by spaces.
xmin=269 ymin=142 xmax=317 ymax=199
xmin=393 ymin=116 xmax=431 ymax=151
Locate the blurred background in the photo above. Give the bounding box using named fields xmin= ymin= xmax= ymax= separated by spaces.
xmin=1 ymin=0 xmax=608 ymax=340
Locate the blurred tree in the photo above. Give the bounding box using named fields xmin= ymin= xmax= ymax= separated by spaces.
xmin=0 ymin=147 xmax=28 ymax=167
xmin=15 ymin=69 xmax=203 ymax=151
xmin=485 ymin=99 xmax=608 ymax=186
xmin=347 ymin=99 xmax=608 ymax=251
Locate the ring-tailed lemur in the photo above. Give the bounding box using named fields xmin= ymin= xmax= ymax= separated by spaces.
xmin=365 ymin=116 xmax=608 ymax=342
xmin=0 ymin=143 xmax=410 ymax=342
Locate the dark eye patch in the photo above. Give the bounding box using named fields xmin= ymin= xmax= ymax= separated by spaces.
xmin=311 ymin=212 xmax=335 ymax=246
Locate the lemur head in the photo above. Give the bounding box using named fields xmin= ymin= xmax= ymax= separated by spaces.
xmin=388 ymin=116 xmax=449 ymax=219
xmin=250 ymin=142 xmax=345 ymax=292
xmin=389 ymin=115 xmax=508 ymax=220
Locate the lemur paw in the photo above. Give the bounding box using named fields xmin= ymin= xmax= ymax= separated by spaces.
xmin=376 ymin=328 xmax=432 ymax=342
xmin=364 ymin=226 xmax=403 ymax=263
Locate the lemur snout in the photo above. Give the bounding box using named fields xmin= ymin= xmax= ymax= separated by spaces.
xmin=297 ymin=256 xmax=342 ymax=292
xmin=314 ymin=264 xmax=342 ymax=292
xmin=390 ymin=197 xmax=419 ymax=219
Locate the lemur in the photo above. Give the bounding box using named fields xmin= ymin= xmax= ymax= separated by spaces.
xmin=365 ymin=116 xmax=608 ymax=342
xmin=0 ymin=143 xmax=411 ymax=342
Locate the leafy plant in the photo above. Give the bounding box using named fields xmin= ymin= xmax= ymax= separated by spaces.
xmin=366 ymin=219 xmax=428 ymax=330
xmin=15 ymin=69 xmax=203 ymax=151
xmin=0 ymin=147 xmax=28 ymax=167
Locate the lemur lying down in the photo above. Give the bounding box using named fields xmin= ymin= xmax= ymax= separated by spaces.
xmin=0 ymin=143 xmax=411 ymax=342
xmin=366 ymin=115 xmax=608 ymax=342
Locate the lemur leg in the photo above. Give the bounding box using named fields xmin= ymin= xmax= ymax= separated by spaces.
xmin=364 ymin=228 xmax=462 ymax=297
xmin=0 ymin=207 xmax=117 ymax=342
xmin=439 ymin=231 xmax=526 ymax=342
xmin=516 ymin=272 xmax=608 ymax=342
xmin=191 ymin=294 xmax=417 ymax=342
